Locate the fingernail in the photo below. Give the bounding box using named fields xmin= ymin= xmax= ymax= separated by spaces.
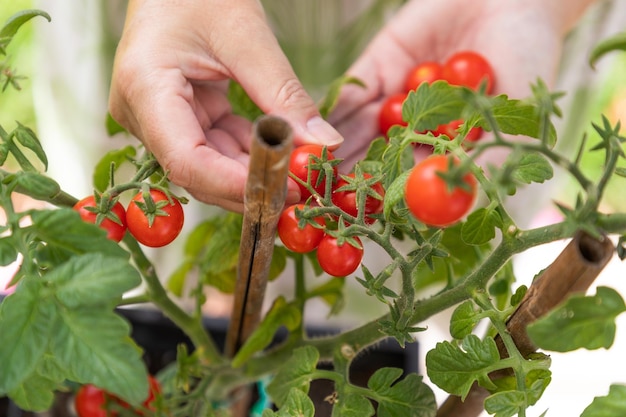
xmin=304 ymin=116 xmax=344 ymax=147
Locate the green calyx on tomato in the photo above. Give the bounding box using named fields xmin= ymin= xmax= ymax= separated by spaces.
xmin=405 ymin=155 xmax=477 ymax=227
xmin=288 ymin=144 xmax=338 ymax=200
xmin=73 ymin=195 xmax=127 ymax=242
xmin=331 ymin=171 xmax=385 ymax=223
xmin=127 ymin=188 xmax=185 ymax=248
xmin=277 ymin=203 xmax=326 ymax=254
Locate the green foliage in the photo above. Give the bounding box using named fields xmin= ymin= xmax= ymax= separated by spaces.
xmin=266 ymin=346 xmax=319 ymax=407
xmin=527 ymin=286 xmax=626 ymax=352
xmin=581 ymin=384 xmax=626 ymax=417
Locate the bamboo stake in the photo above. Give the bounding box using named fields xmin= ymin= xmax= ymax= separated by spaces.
xmin=225 ymin=115 xmax=294 ymax=358
xmin=436 ymin=230 xmax=615 ymax=417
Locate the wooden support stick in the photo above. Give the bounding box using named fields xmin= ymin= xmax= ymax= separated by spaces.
xmin=436 ymin=231 xmax=615 ymax=417
xmin=225 ymin=115 xmax=293 ymax=358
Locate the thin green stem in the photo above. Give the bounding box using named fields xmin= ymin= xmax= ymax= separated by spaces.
xmin=123 ymin=236 xmax=224 ymax=364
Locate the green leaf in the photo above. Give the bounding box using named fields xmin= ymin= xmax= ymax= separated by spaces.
xmin=380 ymin=136 xmax=415 ymax=191
xmin=383 ymin=169 xmax=410 ymax=220
xmin=0 ymin=279 xmax=56 ymax=394
xmin=52 ymin=308 xmax=148 ymax=404
xmin=527 ymin=286 xmax=626 ymax=352
xmin=0 ymin=236 xmax=18 ymax=266
xmin=0 ymin=9 xmax=51 ymax=39
xmin=232 ymin=296 xmax=301 ymax=367
xmin=92 ymin=145 xmax=136 ymax=192
xmin=484 ymin=390 xmax=526 ymax=417
xmin=105 ymin=112 xmax=128 ymax=137
xmin=318 ymin=75 xmax=366 ymax=119
xmin=47 ymin=253 xmax=141 ymax=309
xmin=8 ymin=171 xmax=61 ymax=200
xmin=263 ymin=387 xmax=316 ymax=417
xmin=14 ymin=123 xmax=47 ymax=170
xmin=266 ymin=346 xmax=319 ymax=407
xmin=332 ymin=392 xmax=374 ymax=417
xmin=30 ymin=209 xmax=129 ymax=260
xmin=589 ymin=31 xmax=626 ymax=69
xmin=581 ymin=384 xmax=626 ymax=417
xmin=485 ymin=96 xmax=557 ymax=145
xmin=403 ymin=81 xmax=465 ymax=132
xmin=228 ymin=81 xmax=264 ymax=121
xmin=426 ymin=335 xmax=501 ymax=399
xmin=461 ymin=208 xmax=503 ymax=245
xmin=509 ymin=153 xmax=554 ymax=185
xmin=449 ymin=300 xmax=480 ymax=340
xmin=368 ymin=368 xmax=437 ymax=417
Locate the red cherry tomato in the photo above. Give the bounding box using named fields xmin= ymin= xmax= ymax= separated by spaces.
xmin=73 ymin=196 xmax=127 ymax=242
xmin=442 ymin=51 xmax=495 ymax=93
xmin=331 ymin=173 xmax=385 ymax=223
xmin=434 ymin=119 xmax=483 ymax=142
xmin=405 ymin=155 xmax=477 ymax=227
xmin=316 ymin=235 xmax=364 ymax=277
xmin=277 ymin=204 xmax=325 ymax=253
xmin=127 ymin=189 xmax=184 ymax=247
xmin=289 ymin=145 xmax=337 ymax=200
xmin=74 ymin=384 xmax=115 ymax=417
xmin=378 ymin=93 xmax=408 ymax=137
xmin=404 ymin=61 xmax=443 ymax=92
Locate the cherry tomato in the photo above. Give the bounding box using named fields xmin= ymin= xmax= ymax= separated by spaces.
xmin=331 ymin=173 xmax=385 ymax=223
xmin=405 ymin=155 xmax=477 ymax=227
xmin=442 ymin=51 xmax=495 ymax=93
xmin=434 ymin=119 xmax=483 ymax=142
xmin=277 ymin=204 xmax=325 ymax=253
xmin=378 ymin=93 xmax=408 ymax=137
xmin=404 ymin=61 xmax=443 ymax=92
xmin=117 ymin=375 xmax=161 ymax=414
xmin=316 ymin=235 xmax=364 ymax=277
xmin=73 ymin=196 xmax=127 ymax=242
xmin=289 ymin=145 xmax=337 ymax=200
xmin=74 ymin=384 xmax=115 ymax=417
xmin=127 ymin=189 xmax=184 ymax=247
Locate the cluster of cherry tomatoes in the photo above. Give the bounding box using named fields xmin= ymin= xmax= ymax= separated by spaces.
xmin=74 ymin=375 xmax=161 ymax=417
xmin=73 ymin=189 xmax=184 ymax=248
xmin=378 ymin=50 xmax=495 ymax=142
xmin=277 ymin=144 xmax=385 ymax=277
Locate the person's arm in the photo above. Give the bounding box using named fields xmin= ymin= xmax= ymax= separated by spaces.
xmin=108 ymin=0 xmax=343 ymax=212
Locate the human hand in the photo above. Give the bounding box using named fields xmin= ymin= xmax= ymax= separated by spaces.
xmin=328 ymin=0 xmax=597 ymax=168
xmin=108 ymin=0 xmax=343 ymax=212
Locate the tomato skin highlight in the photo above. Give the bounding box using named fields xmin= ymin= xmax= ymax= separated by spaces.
xmin=289 ymin=144 xmax=336 ymax=200
xmin=127 ymin=189 xmax=184 ymax=248
xmin=378 ymin=93 xmax=408 ymax=137
xmin=331 ymin=173 xmax=385 ymax=222
xmin=442 ymin=50 xmax=495 ymax=93
xmin=74 ymin=384 xmax=115 ymax=417
xmin=73 ymin=196 xmax=127 ymax=242
xmin=404 ymin=61 xmax=443 ymax=92
xmin=405 ymin=155 xmax=477 ymax=227
xmin=277 ymin=204 xmax=325 ymax=253
xmin=316 ymin=235 xmax=364 ymax=277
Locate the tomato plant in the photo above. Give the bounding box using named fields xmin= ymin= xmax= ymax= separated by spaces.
xmin=442 ymin=50 xmax=495 ymax=93
xmin=331 ymin=172 xmax=384 ymax=223
xmin=316 ymin=235 xmax=363 ymax=277
xmin=378 ymin=93 xmax=407 ymax=136
xmin=277 ymin=204 xmax=326 ymax=253
xmin=404 ymin=61 xmax=443 ymax=92
xmin=126 ymin=189 xmax=184 ymax=247
xmin=4 ymin=9 xmax=626 ymax=417
xmin=404 ymin=155 xmax=477 ymax=227
xmin=73 ymin=195 xmax=127 ymax=242
xmin=288 ymin=144 xmax=337 ymax=199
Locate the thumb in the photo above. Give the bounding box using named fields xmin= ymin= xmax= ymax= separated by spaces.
xmin=224 ymin=12 xmax=343 ymax=148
